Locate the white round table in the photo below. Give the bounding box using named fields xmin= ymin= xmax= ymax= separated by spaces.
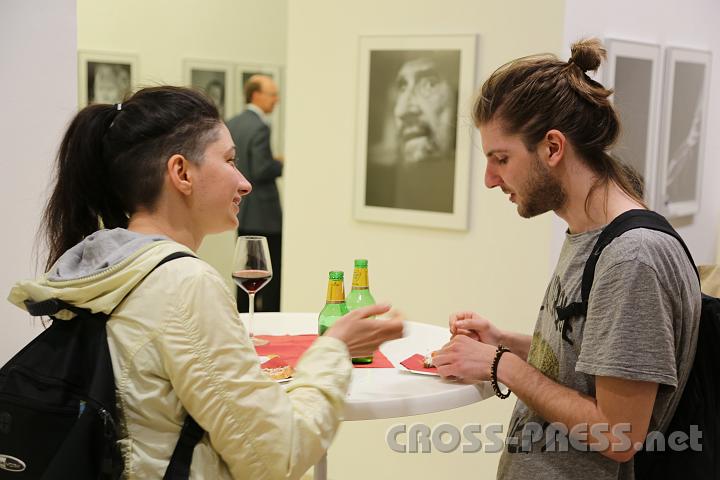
xmin=249 ymin=312 xmax=495 ymax=480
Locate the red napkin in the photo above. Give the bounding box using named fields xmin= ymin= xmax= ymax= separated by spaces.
xmin=400 ymin=353 xmax=439 ymax=374
xmin=255 ymin=334 xmax=393 ymax=368
xmin=255 ymin=335 xmax=316 ymax=368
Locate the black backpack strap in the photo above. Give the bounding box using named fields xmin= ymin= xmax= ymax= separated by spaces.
xmin=108 ymin=251 xmax=197 ymax=315
xmin=151 ymin=252 xmax=207 ymax=479
xmin=153 ymin=251 xmax=197 ymax=269
xmin=140 ymin=251 xmax=207 ymax=478
xmin=163 ymin=416 xmax=205 ymax=480
xmin=580 ymin=210 xmax=698 ymax=304
xmin=555 ymin=210 xmax=699 ymax=343
xmin=25 ymin=297 xmax=81 ymax=317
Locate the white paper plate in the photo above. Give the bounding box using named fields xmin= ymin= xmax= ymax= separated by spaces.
xmin=396 ymin=364 xmax=439 ymax=377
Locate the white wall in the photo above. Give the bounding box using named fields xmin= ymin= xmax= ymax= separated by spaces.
xmin=284 ymin=1 xmax=564 ymax=478
xmin=556 ymin=0 xmax=720 ymax=266
xmin=0 ymin=0 xmax=77 ymax=363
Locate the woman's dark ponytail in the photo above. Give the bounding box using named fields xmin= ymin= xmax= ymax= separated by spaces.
xmin=41 ymin=86 xmax=221 ymax=271
xmin=41 ymin=104 xmax=127 ymax=271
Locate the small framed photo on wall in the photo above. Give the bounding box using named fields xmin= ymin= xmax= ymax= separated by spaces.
xmin=78 ymin=51 xmax=138 ymax=107
xmin=183 ymin=60 xmax=234 ymax=120
xmin=353 ymin=35 xmax=476 ymax=231
xmin=657 ymin=47 xmax=712 ymax=218
xmin=604 ymin=39 xmax=662 ymax=209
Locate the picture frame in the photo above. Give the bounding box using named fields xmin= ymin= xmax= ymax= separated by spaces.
xmin=353 ymin=35 xmax=476 ymax=230
xmin=604 ymin=39 xmax=662 ymax=209
xmin=78 ymin=51 xmax=138 ymax=107
xmin=234 ymin=63 xmax=283 ymax=153
xmin=656 ymin=47 xmax=712 ymax=218
xmin=183 ymin=59 xmax=234 ymax=120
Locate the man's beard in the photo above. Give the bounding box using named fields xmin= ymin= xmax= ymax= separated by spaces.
xmin=517 ymin=153 xmax=566 ymax=218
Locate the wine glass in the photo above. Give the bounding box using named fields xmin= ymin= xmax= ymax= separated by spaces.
xmin=232 ymin=236 xmax=273 ymax=346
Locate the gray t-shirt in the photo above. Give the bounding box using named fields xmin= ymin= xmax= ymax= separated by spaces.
xmin=497 ymin=227 xmax=701 ymax=480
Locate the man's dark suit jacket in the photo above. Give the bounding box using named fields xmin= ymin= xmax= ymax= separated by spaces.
xmin=226 ymin=109 xmax=283 ymax=233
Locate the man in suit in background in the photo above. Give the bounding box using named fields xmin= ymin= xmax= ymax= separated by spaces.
xmin=227 ymin=74 xmax=284 ymax=312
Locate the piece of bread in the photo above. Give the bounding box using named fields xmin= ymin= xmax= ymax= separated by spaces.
xmin=261 ymin=356 xmax=294 ymax=380
xmin=423 ymin=351 xmax=438 ymax=368
xmin=263 ymin=365 xmax=294 ymax=381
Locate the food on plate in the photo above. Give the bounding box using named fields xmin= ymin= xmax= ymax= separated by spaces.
xmin=400 ymin=353 xmax=439 ymax=374
xmin=263 ymin=365 xmax=294 ymax=381
xmin=423 ymin=350 xmax=439 ymax=368
xmin=261 ymin=355 xmax=294 ymax=381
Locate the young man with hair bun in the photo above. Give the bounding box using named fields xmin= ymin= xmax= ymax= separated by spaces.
xmin=434 ymin=39 xmax=701 ymax=479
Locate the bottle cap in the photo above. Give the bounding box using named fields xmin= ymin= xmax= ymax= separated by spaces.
xmin=328 ymin=271 xmax=344 ymax=280
xmin=354 ymin=259 xmax=368 ymax=268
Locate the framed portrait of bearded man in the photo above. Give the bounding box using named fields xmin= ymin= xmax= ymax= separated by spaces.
xmin=354 ymin=35 xmax=476 ymax=230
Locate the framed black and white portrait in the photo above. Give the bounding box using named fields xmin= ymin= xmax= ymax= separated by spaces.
xmin=657 ymin=47 xmax=712 ymax=218
xmin=354 ymin=35 xmax=476 ymax=230
xmin=183 ymin=60 xmax=234 ymax=120
xmin=234 ymin=63 xmax=283 ymax=153
xmin=605 ymin=39 xmax=662 ymax=208
xmin=78 ymin=51 xmax=137 ymax=107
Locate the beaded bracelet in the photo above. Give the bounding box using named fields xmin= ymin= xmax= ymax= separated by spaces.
xmin=490 ymin=344 xmax=512 ymax=399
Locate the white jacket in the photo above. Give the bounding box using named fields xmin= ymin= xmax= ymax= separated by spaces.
xmin=8 ymin=229 xmax=352 ymax=479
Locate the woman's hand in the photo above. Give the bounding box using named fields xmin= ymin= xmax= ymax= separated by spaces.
xmin=325 ymin=304 xmax=404 ymax=357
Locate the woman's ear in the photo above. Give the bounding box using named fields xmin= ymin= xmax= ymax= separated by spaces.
xmin=544 ymin=129 xmax=566 ymax=168
xmin=166 ymin=154 xmax=193 ymax=196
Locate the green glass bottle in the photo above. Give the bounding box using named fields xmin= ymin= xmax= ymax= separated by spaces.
xmin=346 ymin=259 xmax=376 ymax=364
xmin=318 ymin=271 xmax=349 ymax=336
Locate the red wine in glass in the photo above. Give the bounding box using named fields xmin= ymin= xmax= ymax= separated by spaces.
xmin=233 ymin=269 xmax=272 ymax=294
xmin=233 ymin=236 xmax=272 ymax=346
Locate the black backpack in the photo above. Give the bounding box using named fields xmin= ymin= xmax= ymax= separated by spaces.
xmin=0 ymin=251 xmax=204 ymax=479
xmin=556 ymin=209 xmax=719 ymax=478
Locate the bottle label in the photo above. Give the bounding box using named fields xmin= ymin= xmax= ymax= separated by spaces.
xmin=352 ymin=268 xmax=369 ymax=289
xmin=326 ymin=279 xmax=345 ymax=303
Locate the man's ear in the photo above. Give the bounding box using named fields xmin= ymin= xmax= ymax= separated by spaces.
xmin=544 ymin=129 xmax=566 ymax=168
xmin=167 ymin=154 xmax=193 ymax=196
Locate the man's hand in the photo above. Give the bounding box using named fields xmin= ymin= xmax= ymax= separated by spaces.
xmin=449 ymin=311 xmax=503 ymax=345
xmin=433 ymin=335 xmax=497 ymax=384
xmin=450 ymin=311 xmax=532 ymax=361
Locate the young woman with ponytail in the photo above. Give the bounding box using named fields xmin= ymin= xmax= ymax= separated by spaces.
xmin=432 ymin=39 xmax=700 ymax=479
xmin=9 ymin=86 xmax=403 ymax=479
